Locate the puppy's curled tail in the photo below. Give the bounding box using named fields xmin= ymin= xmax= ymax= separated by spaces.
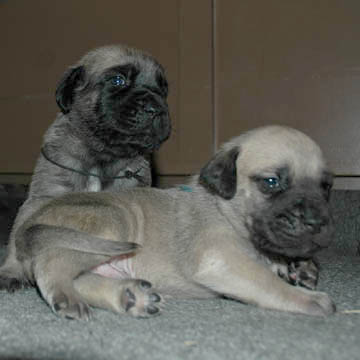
xmin=22 ymin=224 xmax=140 ymax=256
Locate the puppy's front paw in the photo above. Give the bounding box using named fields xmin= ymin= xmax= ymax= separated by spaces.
xmin=288 ymin=259 xmax=319 ymax=290
xmin=121 ymin=280 xmax=163 ymax=318
xmin=52 ymin=292 xmax=91 ymax=321
xmin=302 ymin=290 xmax=336 ymax=316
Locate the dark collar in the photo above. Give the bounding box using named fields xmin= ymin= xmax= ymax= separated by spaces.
xmin=41 ymin=147 xmax=144 ymax=182
xmin=178 ymin=184 xmax=193 ymax=192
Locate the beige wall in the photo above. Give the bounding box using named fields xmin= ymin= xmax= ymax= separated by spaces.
xmin=1 ymin=0 xmax=360 ymax=188
xmin=215 ymin=0 xmax=360 ymax=177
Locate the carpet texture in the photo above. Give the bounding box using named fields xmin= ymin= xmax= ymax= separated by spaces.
xmin=0 ymin=188 xmax=359 ymax=360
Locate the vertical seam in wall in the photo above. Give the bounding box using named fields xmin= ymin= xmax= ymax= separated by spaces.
xmin=211 ymin=0 xmax=218 ymax=154
xmin=177 ymin=0 xmax=183 ymax=147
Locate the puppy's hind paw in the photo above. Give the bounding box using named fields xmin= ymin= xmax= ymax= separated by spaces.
xmin=121 ymin=279 xmax=163 ymax=318
xmin=0 ymin=271 xmax=29 ymax=292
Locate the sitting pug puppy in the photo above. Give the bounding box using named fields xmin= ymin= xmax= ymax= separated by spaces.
xmin=9 ymin=126 xmax=335 ymax=319
xmin=0 ymin=44 xmax=171 ymax=292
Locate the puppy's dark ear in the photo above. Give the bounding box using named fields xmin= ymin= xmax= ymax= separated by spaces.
xmin=55 ymin=66 xmax=85 ymax=114
xmin=199 ymin=146 xmax=240 ymax=199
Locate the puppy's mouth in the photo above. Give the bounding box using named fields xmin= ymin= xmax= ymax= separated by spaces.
xmin=123 ymin=95 xmax=171 ymax=146
xmin=122 ymin=111 xmax=171 ymax=154
xmin=250 ymin=197 xmax=334 ymax=258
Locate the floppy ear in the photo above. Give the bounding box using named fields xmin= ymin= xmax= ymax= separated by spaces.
xmin=55 ymin=66 xmax=85 ymax=114
xmin=199 ymin=146 xmax=240 ymax=199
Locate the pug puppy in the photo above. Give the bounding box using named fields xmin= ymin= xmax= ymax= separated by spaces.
xmin=0 ymin=44 xmax=171 ymax=291
xmin=9 ymin=125 xmax=335 ymax=319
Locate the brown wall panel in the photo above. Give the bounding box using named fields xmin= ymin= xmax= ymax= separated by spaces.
xmin=155 ymin=0 xmax=214 ymax=174
xmin=0 ymin=96 xmax=56 ymax=173
xmin=0 ymin=0 xmax=213 ymax=175
xmin=3 ymin=0 xmax=360 ymax=180
xmin=215 ymin=0 xmax=360 ymax=175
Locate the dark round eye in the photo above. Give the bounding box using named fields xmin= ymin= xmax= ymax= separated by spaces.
xmin=109 ymin=75 xmax=126 ymax=87
xmin=263 ymin=177 xmax=279 ymax=189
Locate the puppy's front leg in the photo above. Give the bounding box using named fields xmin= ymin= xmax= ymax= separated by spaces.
xmin=73 ymin=273 xmax=163 ymax=317
xmin=193 ymin=245 xmax=335 ymax=316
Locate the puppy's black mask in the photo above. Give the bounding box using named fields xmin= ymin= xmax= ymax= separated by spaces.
xmin=249 ymin=169 xmax=334 ymax=258
xmin=200 ymin=148 xmax=334 ymax=259
xmin=56 ymin=62 xmax=171 ymax=161
xmin=250 ymin=167 xmax=334 ymax=258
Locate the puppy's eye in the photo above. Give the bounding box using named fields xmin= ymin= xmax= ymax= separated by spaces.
xmin=263 ymin=177 xmax=280 ymax=189
xmin=252 ymin=174 xmax=286 ymax=195
xmin=109 ymin=75 xmax=127 ymax=87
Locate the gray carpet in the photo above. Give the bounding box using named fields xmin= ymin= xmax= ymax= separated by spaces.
xmin=0 ymin=189 xmax=359 ymax=360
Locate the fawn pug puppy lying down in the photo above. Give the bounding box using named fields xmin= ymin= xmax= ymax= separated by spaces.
xmin=13 ymin=125 xmax=335 ymax=319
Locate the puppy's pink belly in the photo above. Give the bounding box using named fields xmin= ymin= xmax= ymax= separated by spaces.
xmin=92 ymin=255 xmax=134 ymax=279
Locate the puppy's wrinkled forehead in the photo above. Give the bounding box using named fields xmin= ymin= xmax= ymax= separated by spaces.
xmin=226 ymin=126 xmax=327 ymax=179
xmin=78 ymin=44 xmax=163 ymax=79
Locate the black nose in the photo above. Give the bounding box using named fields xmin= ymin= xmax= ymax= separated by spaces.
xmin=144 ymin=103 xmax=158 ymax=115
xmin=304 ymin=214 xmax=325 ymax=234
xmin=295 ymin=198 xmax=327 ymax=234
xmin=135 ymin=97 xmax=163 ymax=116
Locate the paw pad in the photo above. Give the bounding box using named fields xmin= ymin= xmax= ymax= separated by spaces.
xmin=122 ymin=280 xmax=163 ymax=317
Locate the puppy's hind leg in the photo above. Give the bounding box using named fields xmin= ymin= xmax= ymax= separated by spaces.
xmin=0 ymin=231 xmax=29 ymax=292
xmin=0 ymin=197 xmax=51 ymax=292
xmin=34 ymin=248 xmax=109 ymax=320
xmin=0 ymin=253 xmax=27 ymax=292
xmin=74 ymin=273 xmax=163 ymax=318
xmin=25 ymin=225 xmax=139 ymax=320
